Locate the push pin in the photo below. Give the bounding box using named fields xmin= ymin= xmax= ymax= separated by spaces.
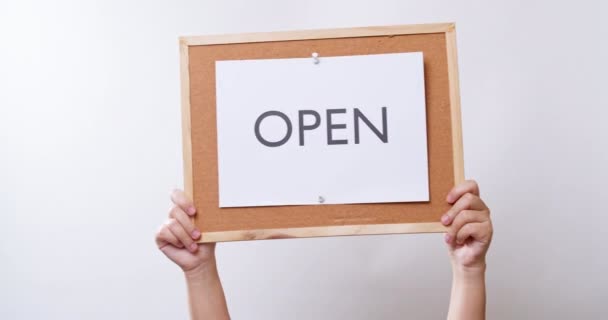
xmin=318 ymin=195 xmax=325 ymax=204
xmin=312 ymin=52 xmax=320 ymax=64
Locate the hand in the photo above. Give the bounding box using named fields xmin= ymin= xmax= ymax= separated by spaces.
xmin=441 ymin=180 xmax=493 ymax=272
xmin=155 ymin=189 xmax=216 ymax=273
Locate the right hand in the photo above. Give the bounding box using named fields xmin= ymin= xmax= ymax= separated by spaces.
xmin=155 ymin=189 xmax=216 ymax=273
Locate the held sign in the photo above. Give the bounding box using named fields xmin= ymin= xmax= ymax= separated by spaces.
xmin=215 ymin=52 xmax=429 ymax=207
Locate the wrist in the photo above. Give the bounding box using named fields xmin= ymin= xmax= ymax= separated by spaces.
xmin=452 ymin=262 xmax=486 ymax=280
xmin=452 ymin=263 xmax=486 ymax=285
xmin=184 ymin=258 xmax=218 ymax=282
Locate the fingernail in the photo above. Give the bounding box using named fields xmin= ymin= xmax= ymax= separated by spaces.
xmin=444 ymin=233 xmax=451 ymax=243
xmin=189 ymin=243 xmax=198 ymax=252
xmin=441 ymin=215 xmax=450 ymax=225
xmin=192 ymin=229 xmax=201 ymax=239
xmin=446 ymin=195 xmax=452 ymax=203
xmin=187 ymin=207 xmax=196 ymax=215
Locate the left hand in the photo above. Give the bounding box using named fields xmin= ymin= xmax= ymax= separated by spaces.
xmin=441 ymin=180 xmax=493 ymax=271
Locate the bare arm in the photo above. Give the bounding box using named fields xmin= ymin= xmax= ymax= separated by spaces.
xmin=185 ymin=258 xmax=230 ymax=320
xmin=448 ymin=265 xmax=486 ymax=320
xmin=441 ymin=180 xmax=493 ymax=320
xmin=156 ymin=190 xmax=230 ymax=320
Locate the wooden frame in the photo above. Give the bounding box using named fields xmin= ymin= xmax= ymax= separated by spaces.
xmin=180 ymin=23 xmax=464 ymax=242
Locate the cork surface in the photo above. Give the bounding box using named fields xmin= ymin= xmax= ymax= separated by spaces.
xmin=187 ymin=33 xmax=454 ymax=233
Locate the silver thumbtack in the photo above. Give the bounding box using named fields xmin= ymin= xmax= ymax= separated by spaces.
xmin=312 ymin=52 xmax=320 ymax=64
xmin=318 ymin=196 xmax=325 ymax=204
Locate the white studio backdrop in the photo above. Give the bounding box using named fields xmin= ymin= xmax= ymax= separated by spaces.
xmin=0 ymin=1 xmax=606 ymax=319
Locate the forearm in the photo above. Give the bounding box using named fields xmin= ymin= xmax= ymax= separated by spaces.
xmin=447 ymin=264 xmax=486 ymax=320
xmin=185 ymin=258 xmax=230 ymax=320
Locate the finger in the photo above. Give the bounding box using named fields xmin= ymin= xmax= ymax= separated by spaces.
xmin=441 ymin=192 xmax=488 ymax=226
xmin=447 ymin=209 xmax=489 ymax=240
xmin=169 ymin=206 xmax=200 ymax=240
xmin=455 ymin=221 xmax=492 ymax=245
xmin=446 ymin=180 xmax=480 ymax=204
xmin=171 ymin=189 xmax=196 ymax=216
xmin=155 ymin=225 xmax=183 ymax=249
xmin=167 ymin=218 xmax=198 ymax=253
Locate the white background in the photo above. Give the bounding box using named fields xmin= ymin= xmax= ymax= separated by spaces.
xmin=216 ymin=53 xmax=429 ymax=207
xmin=1 ymin=1 xmax=607 ymax=319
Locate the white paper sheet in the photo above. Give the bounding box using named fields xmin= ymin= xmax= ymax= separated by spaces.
xmin=215 ymin=52 xmax=429 ymax=207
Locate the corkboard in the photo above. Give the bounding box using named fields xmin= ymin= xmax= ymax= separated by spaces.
xmin=179 ymin=23 xmax=464 ymax=242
